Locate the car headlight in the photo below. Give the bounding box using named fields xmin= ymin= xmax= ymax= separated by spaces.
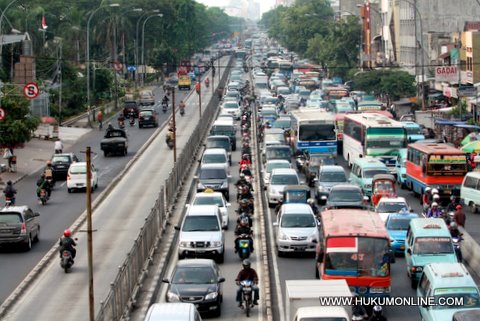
xmin=167 ymin=291 xmax=180 ymax=302
xmin=221 ymin=181 xmax=228 ymax=188
xmin=205 ymin=292 xmax=219 ymax=300
xmin=197 ymin=182 xmax=205 ymax=189
xmin=279 ymin=232 xmax=290 ymax=241
xmin=211 ymin=241 xmax=222 ymax=247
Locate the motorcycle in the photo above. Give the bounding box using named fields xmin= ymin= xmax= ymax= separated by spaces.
xmin=452 ymin=235 xmax=463 ymax=262
xmin=166 ymin=138 xmax=174 ymax=149
xmin=205 ymin=80 xmax=210 ymax=88
xmin=5 ymin=196 xmax=13 ymax=207
xmin=236 ymin=234 xmax=253 ymax=259
xmin=239 ymin=280 xmax=254 ymax=316
xmin=162 ymin=102 xmax=168 ymax=113
xmin=118 ymin=119 xmax=125 ymax=129
xmin=60 ymin=250 xmax=74 ymax=273
xmin=180 ymin=107 xmax=185 ymax=116
xmin=128 ymin=112 xmax=136 ymax=126
xmin=295 ymin=155 xmax=307 ymax=172
xmin=39 ymin=189 xmax=48 ymax=205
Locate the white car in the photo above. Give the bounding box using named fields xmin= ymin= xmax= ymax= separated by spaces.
xmin=375 ymin=197 xmax=410 ymax=222
xmin=189 ymin=191 xmax=231 ymax=229
xmin=273 ymin=203 xmax=319 ymax=256
xmin=262 ymin=159 xmax=292 ymax=186
xmin=221 ymin=101 xmax=241 ymax=120
xmin=67 ymin=162 xmax=98 ymax=193
xmin=267 ymin=168 xmax=300 ymax=207
xmin=201 ymin=148 xmax=230 ymax=174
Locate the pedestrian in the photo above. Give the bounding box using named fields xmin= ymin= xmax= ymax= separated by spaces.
xmin=454 ymin=205 xmax=466 ymax=228
xmin=54 ymin=139 xmax=63 ymax=154
xmin=3 ymin=147 xmax=14 ymax=172
xmin=97 ymin=110 xmax=104 ymax=130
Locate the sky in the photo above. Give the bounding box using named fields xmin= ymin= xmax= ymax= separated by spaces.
xmin=196 ymin=0 xmax=275 ymax=16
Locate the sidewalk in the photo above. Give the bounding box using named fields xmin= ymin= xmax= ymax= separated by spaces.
xmin=0 ymin=127 xmax=91 ymax=190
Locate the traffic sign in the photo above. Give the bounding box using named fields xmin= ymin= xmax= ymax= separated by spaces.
xmin=113 ymin=61 xmax=123 ymax=71
xmin=127 ymin=65 xmax=136 ymax=72
xmin=23 ymin=82 xmax=39 ymax=99
xmin=0 ymin=107 xmax=5 ymax=121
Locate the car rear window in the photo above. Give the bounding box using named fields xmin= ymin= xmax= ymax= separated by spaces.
xmin=199 ymin=168 xmax=227 ymax=179
xmin=203 ymin=154 xmax=227 ymax=164
xmin=0 ymin=213 xmax=22 ymax=223
xmin=70 ymin=166 xmax=87 ymax=174
xmin=194 ymin=196 xmax=224 ymax=207
xmin=52 ymin=156 xmax=71 ymax=163
xmin=207 ymin=139 xmax=230 ymax=150
xmin=271 ymin=174 xmax=298 ymax=185
xmin=140 ymin=111 xmax=153 ymax=117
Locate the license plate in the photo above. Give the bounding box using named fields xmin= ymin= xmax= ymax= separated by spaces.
xmin=76 ymin=184 xmax=84 ymax=187
xmin=196 ymin=250 xmax=205 ymax=254
xmin=400 ymin=246 xmax=405 ymax=250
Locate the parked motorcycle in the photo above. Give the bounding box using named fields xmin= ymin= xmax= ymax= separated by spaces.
xmin=239 ymin=280 xmax=254 ymax=317
xmin=39 ymin=189 xmax=48 ymax=205
xmin=60 ymin=250 xmax=74 ymax=273
xmin=236 ymin=234 xmax=253 ymax=260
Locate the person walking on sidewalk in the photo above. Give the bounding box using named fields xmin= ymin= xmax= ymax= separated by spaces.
xmin=97 ymin=110 xmax=104 ymax=130
xmin=54 ymin=139 xmax=63 ymax=154
xmin=3 ymin=147 xmax=15 ymax=172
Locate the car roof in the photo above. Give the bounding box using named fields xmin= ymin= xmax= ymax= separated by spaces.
xmin=70 ymin=162 xmax=87 ymax=167
xmin=266 ymin=144 xmax=290 ymax=149
xmin=319 ymin=165 xmax=346 ymax=173
xmin=388 ymin=212 xmax=420 ymax=220
xmin=186 ymin=205 xmax=220 ymax=216
xmin=202 ymin=148 xmax=227 ymax=155
xmin=207 ymin=135 xmax=230 ymax=141
xmin=266 ymin=159 xmax=291 ymax=164
xmin=378 ymin=197 xmax=407 ymax=203
xmin=330 ymin=184 xmax=362 ymax=191
xmin=281 ymin=203 xmax=314 ymax=214
xmin=0 ymin=205 xmax=29 ymax=213
xmin=176 ymin=258 xmax=216 ymax=268
xmin=409 ymin=218 xmax=451 ymax=236
xmin=200 ymin=163 xmax=227 ymax=170
xmin=353 ymin=158 xmax=387 ymax=167
xmin=213 ymin=120 xmax=235 ymax=125
xmin=423 ymin=263 xmax=474 ymax=287
xmin=271 ymin=168 xmax=297 ymax=175
xmin=195 ymin=191 xmax=224 ymax=198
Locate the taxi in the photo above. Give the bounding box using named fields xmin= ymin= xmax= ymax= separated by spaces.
xmin=384 ymin=210 xmax=420 ymax=254
xmin=188 ymin=189 xmax=231 ymax=229
xmin=417 ymin=263 xmax=480 ymax=321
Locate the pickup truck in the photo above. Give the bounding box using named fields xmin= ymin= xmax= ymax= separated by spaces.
xmin=100 ymin=129 xmax=128 ymax=157
xmin=178 ymin=75 xmax=192 ymax=90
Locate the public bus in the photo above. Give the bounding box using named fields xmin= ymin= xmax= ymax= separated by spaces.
xmin=405 ymin=142 xmax=467 ymax=203
xmin=316 ymin=209 xmax=393 ymax=298
xmin=357 ymin=99 xmax=384 ymax=111
xmin=290 ymin=109 xmax=337 ymax=156
xmin=336 ymin=111 xmax=394 ymax=142
xmin=278 ymin=60 xmax=293 ymax=78
xmin=323 ymin=87 xmax=349 ymax=101
xmin=343 ymin=113 xmax=407 ymax=174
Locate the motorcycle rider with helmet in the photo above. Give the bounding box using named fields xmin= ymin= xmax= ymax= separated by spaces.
xmin=307 ymin=198 xmax=319 ymax=216
xmin=422 ymin=187 xmax=432 ymax=212
xmin=352 ymin=292 xmax=368 ymax=320
xmin=235 ymin=259 xmax=259 ymax=307
xmin=368 ymin=305 xmax=387 ymax=321
xmin=59 ymin=229 xmax=77 ymax=261
xmin=235 ymin=173 xmax=253 ymax=192
xmin=446 ymin=195 xmax=459 ymax=212
xmin=427 ymin=202 xmax=442 ymax=218
xmin=3 ymin=180 xmax=17 ymax=205
xmin=36 ymin=173 xmax=52 ymax=198
xmin=234 ymin=220 xmax=254 ymax=253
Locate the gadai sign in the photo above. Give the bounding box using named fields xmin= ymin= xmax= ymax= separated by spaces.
xmin=435 ymin=66 xmax=458 ymax=83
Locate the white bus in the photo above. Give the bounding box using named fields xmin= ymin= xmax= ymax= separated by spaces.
xmin=343 ymin=113 xmax=408 ymax=174
xmin=290 ymin=109 xmax=337 ymax=156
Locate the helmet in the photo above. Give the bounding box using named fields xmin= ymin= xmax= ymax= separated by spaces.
xmin=433 ymin=194 xmax=440 ymax=200
xmin=456 ymin=204 xmax=463 ymax=210
xmin=425 ymin=187 xmax=432 ymax=193
xmin=373 ymin=305 xmax=383 ymax=316
xmin=63 ymin=229 xmax=72 ymax=237
xmin=431 ymin=202 xmax=439 ymax=207
xmin=307 ymin=198 xmax=315 ymax=205
xmin=239 ymin=173 xmax=245 ymax=178
xmin=450 ymin=222 xmax=458 ymax=229
xmin=46 ymin=160 xmax=52 ymax=166
xmin=242 ymin=259 xmax=251 ymax=267
xmin=7 ymin=180 xmax=12 ymax=185
xmin=450 ymin=195 xmax=457 ymax=201
xmin=432 ymin=188 xmax=439 ymax=194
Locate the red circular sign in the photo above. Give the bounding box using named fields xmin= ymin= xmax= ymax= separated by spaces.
xmin=23 ymin=82 xmax=39 ymax=99
xmin=0 ymin=107 xmax=5 ymax=121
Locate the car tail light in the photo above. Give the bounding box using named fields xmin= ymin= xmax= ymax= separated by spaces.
xmin=67 ymin=174 xmax=71 ymax=181
xmin=20 ymin=223 xmax=27 ymax=235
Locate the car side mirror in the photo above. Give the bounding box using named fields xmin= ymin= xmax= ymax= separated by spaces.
xmin=218 ymin=277 xmax=226 ymax=283
xmin=363 ymin=196 xmax=370 ymax=202
xmin=162 ymin=278 xmax=170 ymax=283
xmin=273 ymin=222 xmax=278 ymax=226
xmin=185 ymin=204 xmax=190 ymax=208
xmin=193 ymin=176 xmax=198 ymax=179
xmin=407 ymin=248 xmax=412 ymax=255
xmin=321 ymin=195 xmax=327 ymax=201
xmin=227 ymin=175 xmax=232 ymax=179
xmin=226 ymin=203 xmax=231 ymax=207
xmin=174 ymin=226 xmax=180 ymax=231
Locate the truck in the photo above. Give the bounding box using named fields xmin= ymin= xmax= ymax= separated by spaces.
xmin=100 ymin=128 xmax=128 ymax=157
xmin=285 ymin=279 xmax=352 ymax=321
xmin=177 ymin=67 xmax=192 ymax=90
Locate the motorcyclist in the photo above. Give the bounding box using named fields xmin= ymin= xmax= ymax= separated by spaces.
xmin=234 ymin=221 xmax=254 ymax=253
xmin=427 ymin=202 xmax=442 ymax=218
xmin=352 ymin=292 xmax=368 ymax=320
xmin=117 ymin=113 xmax=125 ymax=127
xmin=106 ymin=122 xmax=114 ymax=133
xmin=449 ymin=221 xmax=461 ymax=238
xmin=422 ymin=187 xmax=432 ymax=212
xmin=44 ymin=160 xmax=55 ymax=184
xmin=368 ymin=305 xmax=387 ymax=321
xmin=36 ymin=174 xmax=52 ymax=198
xmin=446 ymin=195 xmax=459 ymax=212
xmin=179 ymin=100 xmax=186 ymax=113
xmin=308 ymin=198 xmax=319 ymax=216
xmin=3 ymin=180 xmax=17 ymax=205
xmin=235 ymin=173 xmax=253 ymax=192
xmin=237 ymin=198 xmax=254 ymax=217
xmin=162 ymin=95 xmax=169 ymax=105
xmin=166 ymin=128 xmax=175 ymax=144
xmin=238 ymin=186 xmax=254 ymax=204
xmin=239 ymin=154 xmax=252 ymax=168
xmin=241 ymin=143 xmax=251 ymax=156
xmin=235 ymin=259 xmax=259 ymax=307
xmin=204 ymin=77 xmax=210 ymax=87
xmin=59 ymin=229 xmax=77 ymax=261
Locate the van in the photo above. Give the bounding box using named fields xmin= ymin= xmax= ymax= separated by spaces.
xmin=349 ymin=158 xmax=389 ymax=196
xmin=144 ymin=302 xmax=202 ymax=321
xmin=417 ymin=263 xmax=480 ymax=321
xmin=460 ymin=172 xmax=480 ymax=213
xmin=176 ymin=205 xmax=225 ymax=263
xmin=405 ymin=218 xmax=457 ymax=288
xmin=200 ymin=148 xmax=229 ymax=174
xmin=205 ymin=136 xmax=232 ymax=165
xmin=210 ymin=120 xmax=236 ymax=151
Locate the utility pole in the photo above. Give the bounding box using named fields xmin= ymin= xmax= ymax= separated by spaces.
xmin=457 ymin=37 xmax=463 ymax=121
xmin=58 ymin=42 xmax=63 ymax=126
xmin=171 ymin=86 xmax=176 ymax=162
xmin=85 ymin=146 xmax=95 ymax=321
xmin=196 ymin=81 xmax=202 ymax=118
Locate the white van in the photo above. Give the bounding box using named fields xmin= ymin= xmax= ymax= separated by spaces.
xmin=144 ymin=302 xmax=202 ymax=321
xmin=460 ymin=171 xmax=480 ymax=213
xmin=200 ymin=148 xmax=229 ymax=174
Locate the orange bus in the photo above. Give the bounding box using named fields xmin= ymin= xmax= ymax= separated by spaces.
xmin=324 ymin=87 xmax=349 ymax=101
xmin=405 ymin=142 xmax=467 ymax=203
xmin=316 ymin=209 xmax=393 ymax=297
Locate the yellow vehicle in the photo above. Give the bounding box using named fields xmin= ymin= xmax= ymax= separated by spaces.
xmin=178 ymin=75 xmax=191 ymax=90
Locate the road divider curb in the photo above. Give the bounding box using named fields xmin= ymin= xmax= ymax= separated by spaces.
xmin=459 ymin=226 xmax=480 ymax=279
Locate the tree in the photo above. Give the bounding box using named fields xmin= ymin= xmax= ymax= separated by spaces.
xmin=0 ymin=85 xmax=40 ymax=150
xmin=352 ymin=69 xmax=416 ymax=102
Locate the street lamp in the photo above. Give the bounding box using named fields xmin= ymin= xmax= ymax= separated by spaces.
xmin=141 ymin=13 xmax=163 ymax=86
xmin=86 ymin=3 xmax=120 ymax=125
xmin=135 ymin=10 xmax=160 ymax=88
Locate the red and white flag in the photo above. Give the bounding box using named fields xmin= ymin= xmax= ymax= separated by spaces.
xmin=41 ymin=15 xmax=47 ymax=29
xmin=326 ymin=237 xmax=358 ymax=253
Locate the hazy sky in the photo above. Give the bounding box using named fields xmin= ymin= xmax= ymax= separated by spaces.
xmin=196 ymin=0 xmax=275 ymax=15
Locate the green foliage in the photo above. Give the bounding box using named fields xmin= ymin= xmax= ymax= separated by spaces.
xmin=0 ymin=85 xmax=40 ymax=148
xmin=352 ymin=70 xmax=416 ymax=100
xmin=449 ymin=99 xmax=468 ymax=117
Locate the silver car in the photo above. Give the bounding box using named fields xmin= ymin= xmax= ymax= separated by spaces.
xmin=315 ymin=165 xmax=348 ymax=204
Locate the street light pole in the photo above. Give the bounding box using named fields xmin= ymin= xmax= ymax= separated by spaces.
xmin=85 ymin=146 xmax=94 ymax=321
xmin=135 ymin=11 xmax=159 ymax=88
xmin=141 ymin=13 xmax=163 ymax=86
xmin=0 ymin=0 xmax=19 ymax=56
xmin=86 ymin=3 xmax=120 ymax=124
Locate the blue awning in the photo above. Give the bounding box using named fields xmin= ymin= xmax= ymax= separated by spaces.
xmin=454 ymin=124 xmax=480 ymax=129
xmin=435 ymin=119 xmax=465 ymax=126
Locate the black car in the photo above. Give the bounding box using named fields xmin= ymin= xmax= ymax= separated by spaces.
xmin=138 ymin=109 xmax=158 ymax=128
xmin=123 ymin=100 xmax=139 ymax=118
xmin=51 ymin=153 xmax=80 ymax=180
xmin=324 ymin=184 xmax=369 ymax=209
xmin=163 ymin=259 xmax=225 ymax=317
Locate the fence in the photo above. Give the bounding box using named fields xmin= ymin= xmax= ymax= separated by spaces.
xmin=95 ymin=55 xmax=233 ymax=321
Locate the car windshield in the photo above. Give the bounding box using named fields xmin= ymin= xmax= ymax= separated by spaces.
xmin=172 ymin=266 xmax=217 ymax=284
xmin=182 ymin=216 xmax=220 ymax=232
xmin=387 ymin=217 xmax=413 ymax=230
xmin=299 ymin=124 xmax=336 ymax=141
xmin=203 ymin=154 xmax=227 ymax=164
xmin=271 ymin=174 xmax=298 ymax=185
xmin=207 ymin=141 xmax=229 ymax=150
xmin=199 ymin=169 xmax=226 ymax=179
xmin=0 ymin=213 xmax=22 ymax=223
xmin=266 ymin=163 xmax=290 ymax=173
xmin=432 ymin=288 xmax=480 ymax=310
xmin=194 ymin=196 xmax=224 ymax=207
xmin=266 ymin=148 xmax=290 ymax=160
xmin=376 ymin=202 xmax=408 ymax=213
xmin=223 ymin=103 xmax=238 ymax=109
xmin=281 ymin=214 xmax=315 ymax=228
xmin=211 ymin=126 xmax=234 ymax=135
xmin=413 ymin=237 xmax=454 ymax=254
xmin=406 ymin=126 xmax=422 ymax=136
xmin=363 ymin=169 xmax=389 ymax=179
xmin=52 ymin=156 xmax=71 ymax=163
xmin=320 ymin=171 xmax=347 ymax=183
xmin=329 ymin=189 xmax=362 ymax=202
